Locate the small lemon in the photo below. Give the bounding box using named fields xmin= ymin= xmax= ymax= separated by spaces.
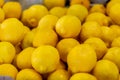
xmin=0 ymin=18 xmax=25 ymax=45
xmin=0 ymin=8 xmax=5 ymax=23
xmin=0 ymin=64 xmax=18 ymax=80
xmin=84 ymin=37 xmax=107 ymax=60
xmin=70 ymin=0 xmax=90 ymax=9
xmin=89 ymin=4 xmax=106 ymax=14
xmin=31 ymin=45 xmax=60 ymax=74
xmin=43 ymin=0 xmax=65 ymax=9
xmin=21 ymin=5 xmax=48 ymax=27
xmin=16 ymin=47 xmax=35 ymax=69
xmin=47 ymin=69 xmax=70 ymax=80
xmin=109 ymin=3 xmax=120 ymax=25
xmin=93 ymin=60 xmax=119 ymax=80
xmin=21 ymin=28 xmax=36 ymax=49
xmin=3 ymin=2 xmax=22 ymax=19
xmin=0 ymin=0 xmax=4 ymax=7
xmin=33 ymin=29 xmax=58 ymax=47
xmin=37 ymin=14 xmax=58 ymax=30
xmin=101 ymin=26 xmax=117 ymax=44
xmin=70 ymin=73 xmax=97 ymax=80
xmin=49 ymin=7 xmax=67 ymax=18
xmin=56 ymin=38 xmax=80 ymax=62
xmin=57 ymin=61 xmax=66 ymax=69
xmin=80 ymin=21 xmax=102 ymax=41
xmin=86 ymin=12 xmax=109 ymax=26
xmin=16 ymin=69 xmax=42 ymax=80
xmin=67 ymin=4 xmax=88 ymax=22
xmin=110 ymin=25 xmax=120 ymax=37
xmin=55 ymin=15 xmax=81 ymax=38
xmin=103 ymin=47 xmax=120 ymax=71
xmin=111 ymin=37 xmax=120 ymax=47
xmin=67 ymin=44 xmax=97 ymax=73
xmin=0 ymin=42 xmax=16 ymax=64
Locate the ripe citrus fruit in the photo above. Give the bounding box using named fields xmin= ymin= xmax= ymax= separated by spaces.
xmin=0 ymin=0 xmax=4 ymax=7
xmin=31 ymin=45 xmax=60 ymax=74
xmin=0 ymin=8 xmax=5 ymax=23
xmin=55 ymin=15 xmax=81 ymax=38
xmin=111 ymin=37 xmax=120 ymax=47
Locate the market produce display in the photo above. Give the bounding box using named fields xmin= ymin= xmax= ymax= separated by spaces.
xmin=0 ymin=0 xmax=120 ymax=80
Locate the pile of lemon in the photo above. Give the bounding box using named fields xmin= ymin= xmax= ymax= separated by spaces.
xmin=1 ymin=0 xmax=120 ymax=80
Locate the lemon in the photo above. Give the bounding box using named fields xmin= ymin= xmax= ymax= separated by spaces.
xmin=0 ymin=18 xmax=25 ymax=45
xmin=84 ymin=37 xmax=107 ymax=60
xmin=56 ymin=38 xmax=80 ymax=62
xmin=70 ymin=73 xmax=97 ymax=80
xmin=55 ymin=15 xmax=81 ymax=38
xmin=0 ymin=64 xmax=18 ymax=80
xmin=101 ymin=26 xmax=117 ymax=44
xmin=3 ymin=2 xmax=22 ymax=19
xmin=80 ymin=21 xmax=102 ymax=41
xmin=103 ymin=47 xmax=120 ymax=71
xmin=33 ymin=29 xmax=58 ymax=47
xmin=86 ymin=12 xmax=109 ymax=26
xmin=31 ymin=45 xmax=60 ymax=74
xmin=109 ymin=3 xmax=120 ymax=25
xmin=16 ymin=69 xmax=42 ymax=80
xmin=0 ymin=0 xmax=4 ymax=7
xmin=93 ymin=60 xmax=119 ymax=80
xmin=21 ymin=5 xmax=48 ymax=28
xmin=49 ymin=7 xmax=67 ymax=18
xmin=67 ymin=44 xmax=97 ymax=73
xmin=43 ymin=0 xmax=65 ymax=9
xmin=89 ymin=4 xmax=106 ymax=14
xmin=47 ymin=69 xmax=70 ymax=80
xmin=21 ymin=28 xmax=36 ymax=49
xmin=0 ymin=42 xmax=16 ymax=64
xmin=16 ymin=47 xmax=35 ymax=69
xmin=110 ymin=25 xmax=120 ymax=37
xmin=111 ymin=37 xmax=120 ymax=47
xmin=67 ymin=4 xmax=88 ymax=22
xmin=0 ymin=8 xmax=5 ymax=23
xmin=37 ymin=14 xmax=58 ymax=30
xmin=23 ymin=26 xmax=31 ymax=35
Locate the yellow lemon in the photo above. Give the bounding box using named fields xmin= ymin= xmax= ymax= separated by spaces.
xmin=70 ymin=73 xmax=97 ymax=80
xmin=109 ymin=3 xmax=120 ymax=25
xmin=21 ymin=28 xmax=37 ymax=49
xmin=103 ymin=47 xmax=120 ymax=71
xmin=0 ymin=64 xmax=18 ymax=80
xmin=31 ymin=45 xmax=60 ymax=74
xmin=49 ymin=7 xmax=67 ymax=18
xmin=86 ymin=12 xmax=109 ymax=26
xmin=3 ymin=2 xmax=22 ymax=19
xmin=0 ymin=18 xmax=25 ymax=45
xmin=80 ymin=21 xmax=102 ymax=41
xmin=47 ymin=69 xmax=70 ymax=80
xmin=16 ymin=47 xmax=35 ymax=69
xmin=33 ymin=29 xmax=58 ymax=47
xmin=111 ymin=37 xmax=120 ymax=47
xmin=110 ymin=25 xmax=120 ymax=37
xmin=21 ymin=5 xmax=48 ymax=28
xmin=70 ymin=0 xmax=90 ymax=9
xmin=57 ymin=61 xmax=66 ymax=69
xmin=0 ymin=0 xmax=4 ymax=7
xmin=93 ymin=60 xmax=119 ymax=80
xmin=0 ymin=42 xmax=16 ymax=64
xmin=43 ymin=0 xmax=65 ymax=9
xmin=55 ymin=15 xmax=81 ymax=38
xmin=56 ymin=38 xmax=80 ymax=62
xmin=16 ymin=69 xmax=42 ymax=80
xmin=67 ymin=4 xmax=88 ymax=22
xmin=37 ymin=14 xmax=58 ymax=30
xmin=84 ymin=37 xmax=107 ymax=60
xmin=101 ymin=26 xmax=117 ymax=45
xmin=0 ymin=8 xmax=5 ymax=23
xmin=67 ymin=44 xmax=97 ymax=73
xmin=89 ymin=4 xmax=106 ymax=14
